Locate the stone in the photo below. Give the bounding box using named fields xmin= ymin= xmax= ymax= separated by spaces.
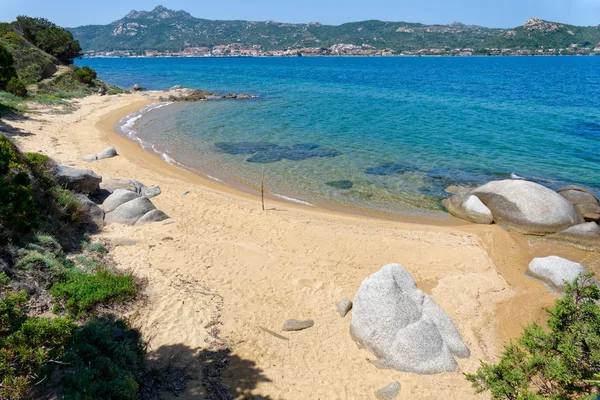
xmin=80 ymin=154 xmax=98 ymax=163
xmin=443 ymin=193 xmax=494 ymax=224
xmin=98 ymin=87 xmax=106 ymax=96
xmin=100 ymin=178 xmax=148 ymax=195
xmin=74 ymin=194 xmax=104 ymax=230
xmin=102 ymin=189 xmax=141 ymax=213
xmin=337 ymin=299 xmax=353 ymax=317
xmin=132 ymin=84 xmax=145 ymax=91
xmin=559 ymin=188 xmax=599 ymax=207
xmin=527 ymin=256 xmax=588 ymax=295
xmin=143 ymin=186 xmax=161 ymax=198
xmin=351 ymin=264 xmax=469 ymax=374
xmin=136 ymin=209 xmax=170 ymax=225
xmin=375 ymin=382 xmax=401 ymax=400
xmin=282 ymin=319 xmax=314 ymax=332
xmin=576 ymin=203 xmax=600 ymax=222
xmin=54 ymin=166 xmax=102 ymax=194
xmin=557 ymin=185 xmax=599 ymax=199
xmin=104 ymin=197 xmax=156 ymax=225
xmin=97 ymin=147 xmax=117 ymax=160
xmin=547 ymin=222 xmax=600 ymax=252
xmin=111 ymin=238 xmax=138 ymax=246
xmin=470 ymin=180 xmax=584 ymax=235
xmin=181 ymin=191 xmax=190 ymax=196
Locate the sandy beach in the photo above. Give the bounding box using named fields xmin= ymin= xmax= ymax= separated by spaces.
xmin=7 ymin=93 xmax=600 ymax=399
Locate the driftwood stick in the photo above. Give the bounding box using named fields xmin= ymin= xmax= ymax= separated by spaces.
xmin=261 ymin=167 xmax=265 ymax=211
xmin=259 ymin=326 xmax=289 ymax=341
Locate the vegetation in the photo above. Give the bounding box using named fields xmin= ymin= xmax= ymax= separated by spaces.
xmin=73 ymin=65 xmax=97 ymax=85
xmin=12 ymin=16 xmax=82 ymax=63
xmin=0 ymin=43 xmax=16 ymax=90
xmin=6 ymin=77 xmax=26 ymax=97
xmin=466 ymin=275 xmax=600 ymax=399
xmin=68 ymin=6 xmax=600 ymax=53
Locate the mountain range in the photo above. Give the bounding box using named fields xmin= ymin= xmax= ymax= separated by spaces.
xmin=69 ymin=6 xmax=600 ymax=55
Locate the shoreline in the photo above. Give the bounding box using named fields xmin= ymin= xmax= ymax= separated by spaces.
xmin=9 ymin=93 xmax=600 ymax=399
xmin=104 ymin=97 xmax=463 ymax=227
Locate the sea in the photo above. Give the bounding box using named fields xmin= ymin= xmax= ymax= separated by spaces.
xmin=76 ymin=56 xmax=600 ymax=217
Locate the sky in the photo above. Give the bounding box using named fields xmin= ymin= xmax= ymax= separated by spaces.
xmin=0 ymin=0 xmax=599 ymax=28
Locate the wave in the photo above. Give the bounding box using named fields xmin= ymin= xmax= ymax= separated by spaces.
xmin=272 ymin=193 xmax=313 ymax=206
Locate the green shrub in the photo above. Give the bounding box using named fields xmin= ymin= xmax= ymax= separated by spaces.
xmin=7 ymin=76 xmax=27 ymax=97
xmin=13 ymin=16 xmax=82 ymax=63
xmin=466 ymin=274 xmax=600 ymax=399
xmin=2 ymin=32 xmax=24 ymax=46
xmin=60 ymin=316 xmax=145 ymax=400
xmin=51 ymin=269 xmax=137 ymax=317
xmin=0 ymin=42 xmax=16 ymax=89
xmin=73 ymin=66 xmax=96 ymax=85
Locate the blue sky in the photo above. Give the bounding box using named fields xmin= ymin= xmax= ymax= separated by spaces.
xmin=0 ymin=0 xmax=599 ymax=28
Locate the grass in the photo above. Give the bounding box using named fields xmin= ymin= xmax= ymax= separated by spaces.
xmin=51 ymin=269 xmax=137 ymax=317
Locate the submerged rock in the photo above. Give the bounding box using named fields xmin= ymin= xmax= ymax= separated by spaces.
xmin=216 ymin=141 xmax=341 ymax=164
xmin=443 ymin=193 xmax=493 ymax=224
xmin=527 ymin=256 xmax=588 ymax=295
xmin=282 ymin=319 xmax=314 ymax=331
xmin=351 ymin=264 xmax=469 ymax=374
xmin=55 ymin=166 xmax=102 ymax=194
xmin=326 ymin=180 xmax=354 ymax=190
xmin=471 ymin=180 xmax=584 ymax=234
xmin=364 ymin=162 xmax=419 ymax=176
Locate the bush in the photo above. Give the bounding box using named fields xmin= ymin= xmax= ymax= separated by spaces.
xmin=51 ymin=269 xmax=137 ymax=317
xmin=466 ymin=274 xmax=600 ymax=399
xmin=2 ymin=32 xmax=24 ymax=46
xmin=73 ymin=66 xmax=96 ymax=85
xmin=0 ymin=42 xmax=16 ymax=90
xmin=7 ymin=76 xmax=27 ymax=97
xmin=60 ymin=316 xmax=145 ymax=400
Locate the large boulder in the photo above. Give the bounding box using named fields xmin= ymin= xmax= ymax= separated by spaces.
xmin=104 ymin=197 xmax=156 ymax=225
xmin=557 ymin=185 xmax=599 ymax=205
xmin=350 ymin=264 xmax=469 ymax=374
xmin=443 ymin=193 xmax=493 ymax=224
xmin=74 ymin=194 xmax=104 ymax=230
xmin=546 ymin=222 xmax=600 ymax=252
xmin=526 ymin=256 xmax=588 ymax=295
xmin=470 ymin=180 xmax=584 ymax=235
xmin=102 ymin=189 xmax=141 ymax=213
xmin=55 ymin=166 xmax=101 ymax=194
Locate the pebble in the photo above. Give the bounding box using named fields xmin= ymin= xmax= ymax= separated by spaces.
xmin=375 ymin=382 xmax=401 ymax=400
xmin=336 ymin=298 xmax=353 ymax=317
xmin=282 ymin=319 xmax=314 ymax=331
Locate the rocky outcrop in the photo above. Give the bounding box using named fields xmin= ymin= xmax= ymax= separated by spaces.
xmin=161 ymin=86 xmax=256 ymax=102
xmin=523 ymin=18 xmax=565 ymax=33
xmin=104 ymin=197 xmax=156 ymax=225
xmin=351 ymin=264 xmax=469 ymax=374
xmin=443 ymin=193 xmax=493 ymax=224
xmin=546 ymin=222 xmax=600 ymax=252
xmin=470 ymin=180 xmax=584 ymax=235
xmin=526 ymin=256 xmax=588 ymax=295
xmin=55 ymin=166 xmax=102 ymax=194
xmin=102 ymin=189 xmax=141 ymax=213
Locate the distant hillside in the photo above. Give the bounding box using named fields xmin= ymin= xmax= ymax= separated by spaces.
xmin=69 ymin=6 xmax=600 ymax=55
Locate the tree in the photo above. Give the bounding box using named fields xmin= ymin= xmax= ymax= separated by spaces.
xmin=11 ymin=16 xmax=82 ymax=63
xmin=0 ymin=43 xmax=16 ymax=90
xmin=466 ymin=275 xmax=600 ymax=399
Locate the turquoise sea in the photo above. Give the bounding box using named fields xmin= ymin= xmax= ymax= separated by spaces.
xmin=78 ymin=57 xmax=600 ymax=217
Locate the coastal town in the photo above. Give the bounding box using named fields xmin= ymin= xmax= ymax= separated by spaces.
xmin=84 ymin=41 xmax=600 ymax=58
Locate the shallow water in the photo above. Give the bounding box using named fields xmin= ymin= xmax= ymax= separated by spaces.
xmin=80 ymin=57 xmax=600 ymax=216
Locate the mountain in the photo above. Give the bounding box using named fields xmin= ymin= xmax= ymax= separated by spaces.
xmin=69 ymin=6 xmax=600 ymax=55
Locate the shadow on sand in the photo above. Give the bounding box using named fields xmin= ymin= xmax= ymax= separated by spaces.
xmin=144 ymin=344 xmax=273 ymax=400
xmin=0 ymin=104 xmax=33 ymax=137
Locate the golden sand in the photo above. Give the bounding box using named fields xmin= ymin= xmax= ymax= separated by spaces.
xmin=7 ymin=93 xmax=600 ymax=399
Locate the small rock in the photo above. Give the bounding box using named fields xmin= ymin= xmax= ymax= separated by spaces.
xmin=282 ymin=319 xmax=314 ymax=332
xmin=81 ymin=154 xmax=98 ymax=163
xmin=132 ymin=84 xmax=145 ymax=91
xmin=527 ymin=256 xmax=588 ymax=295
xmin=336 ymin=299 xmax=353 ymax=317
xmin=181 ymin=191 xmax=190 ymax=196
xmin=111 ymin=238 xmax=138 ymax=246
xmin=97 ymin=147 xmax=118 ymax=160
xmin=143 ymin=186 xmax=161 ymax=198
xmin=136 ymin=209 xmax=170 ymax=225
xmin=98 ymin=87 xmax=106 ymax=96
xmin=375 ymin=382 xmax=401 ymax=400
